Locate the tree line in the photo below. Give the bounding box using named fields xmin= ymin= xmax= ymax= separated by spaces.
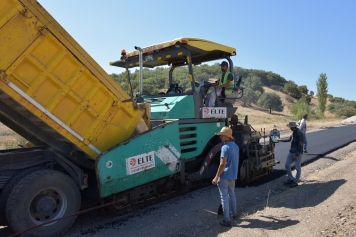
xmin=110 ymin=64 xmax=355 ymax=119
xmin=110 ymin=63 xmax=286 ymax=95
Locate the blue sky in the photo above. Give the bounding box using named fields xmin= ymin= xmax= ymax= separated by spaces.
xmin=39 ymin=0 xmax=356 ymax=101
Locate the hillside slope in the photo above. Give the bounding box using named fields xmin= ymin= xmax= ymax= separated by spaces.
xmin=234 ymin=87 xmax=337 ymax=133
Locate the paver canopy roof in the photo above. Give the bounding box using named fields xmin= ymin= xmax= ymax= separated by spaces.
xmin=110 ymin=37 xmax=236 ymax=68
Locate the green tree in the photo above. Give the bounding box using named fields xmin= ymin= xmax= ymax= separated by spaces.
xmin=289 ymin=97 xmax=310 ymax=120
xmin=298 ymin=85 xmax=308 ymax=95
xmin=257 ymin=93 xmax=283 ymax=113
xmin=247 ymin=70 xmax=286 ymax=87
xmin=309 ymin=91 xmax=314 ymax=96
xmin=316 ymin=73 xmax=328 ymax=114
xmin=283 ymin=81 xmax=302 ymax=99
xmin=300 ymin=94 xmax=312 ymax=105
xmin=243 ymin=76 xmax=264 ymax=93
xmin=109 ymin=64 xmax=286 ymax=97
xmin=240 ymin=88 xmax=259 ymax=106
xmin=266 ymin=73 xmax=286 ymax=87
xmin=233 ymin=67 xmax=250 ymax=80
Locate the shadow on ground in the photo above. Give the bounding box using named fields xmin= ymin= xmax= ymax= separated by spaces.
xmin=238 ymin=215 xmax=299 ymax=229
xmin=281 ymin=179 xmax=346 ymax=209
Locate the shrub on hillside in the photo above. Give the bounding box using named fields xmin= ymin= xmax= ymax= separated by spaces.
xmin=244 ymin=76 xmax=264 ymax=93
xmin=240 ymin=88 xmax=259 ymax=106
xmin=327 ymin=99 xmax=356 ymax=117
xmin=303 ymin=95 xmax=312 ymax=105
xmin=289 ymin=97 xmax=311 ymax=120
xmin=329 ymin=97 xmax=345 ymax=103
xmin=257 ymin=93 xmax=283 ymax=114
xmin=327 ymin=103 xmax=343 ymax=113
xmin=312 ymin=112 xmax=324 ymax=120
xmin=335 ymin=107 xmax=356 ymax=118
xmin=298 ymin=85 xmax=308 ymax=95
xmin=283 ymin=81 xmax=302 ymax=99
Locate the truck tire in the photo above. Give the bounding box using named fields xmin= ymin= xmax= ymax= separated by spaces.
xmin=0 ymin=167 xmax=44 ymax=224
xmin=6 ymin=169 xmax=81 ymax=237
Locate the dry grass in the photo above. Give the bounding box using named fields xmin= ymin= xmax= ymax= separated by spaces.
xmin=0 ymin=122 xmax=14 ymax=137
xmin=0 ymin=123 xmax=27 ymax=149
xmin=234 ymin=87 xmax=341 ymax=133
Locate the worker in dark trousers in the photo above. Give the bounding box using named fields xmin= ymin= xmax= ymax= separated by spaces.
xmin=277 ymin=121 xmax=304 ymax=188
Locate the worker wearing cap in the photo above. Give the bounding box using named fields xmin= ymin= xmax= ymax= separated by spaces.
xmin=277 ymin=121 xmax=304 ymax=188
xmin=206 ymin=61 xmax=234 ymax=107
xmin=212 ymin=126 xmax=239 ymax=227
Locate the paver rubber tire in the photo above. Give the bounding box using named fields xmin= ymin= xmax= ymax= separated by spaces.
xmin=6 ymin=169 xmax=81 ymax=237
xmin=0 ymin=167 xmax=43 ymax=224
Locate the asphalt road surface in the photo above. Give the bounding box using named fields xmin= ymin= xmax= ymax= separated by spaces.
xmin=275 ymin=124 xmax=356 ymax=169
xmin=253 ymin=123 xmax=356 ymax=185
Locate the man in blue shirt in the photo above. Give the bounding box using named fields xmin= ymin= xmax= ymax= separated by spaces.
xmin=277 ymin=121 xmax=304 ymax=188
xmin=212 ymin=126 xmax=239 ymax=227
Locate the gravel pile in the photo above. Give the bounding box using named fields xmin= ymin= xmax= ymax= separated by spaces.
xmin=341 ymin=116 xmax=356 ymax=124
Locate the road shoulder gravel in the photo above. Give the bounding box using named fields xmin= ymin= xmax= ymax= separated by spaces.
xmin=53 ymin=142 xmax=356 ymax=237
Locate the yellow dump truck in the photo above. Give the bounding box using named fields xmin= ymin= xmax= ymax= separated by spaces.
xmin=0 ymin=0 xmax=148 ymax=160
xmin=0 ymin=0 xmax=148 ymax=236
xmin=0 ymin=1 xmax=278 ymax=236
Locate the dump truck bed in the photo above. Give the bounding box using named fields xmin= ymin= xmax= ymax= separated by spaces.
xmin=0 ymin=0 xmax=144 ymax=160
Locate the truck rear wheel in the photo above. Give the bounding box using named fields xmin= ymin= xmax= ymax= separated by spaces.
xmin=6 ymin=169 xmax=81 ymax=237
xmin=0 ymin=167 xmax=43 ymax=224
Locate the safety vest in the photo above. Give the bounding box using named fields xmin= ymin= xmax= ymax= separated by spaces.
xmin=219 ymin=71 xmax=234 ymax=89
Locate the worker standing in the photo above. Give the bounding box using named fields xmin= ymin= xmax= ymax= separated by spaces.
xmin=212 ymin=126 xmax=239 ymax=227
xmin=277 ymin=121 xmax=304 ymax=188
xmin=298 ymin=114 xmax=308 ymax=154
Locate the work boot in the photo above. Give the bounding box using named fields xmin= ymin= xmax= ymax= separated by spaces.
xmin=220 ymin=220 xmax=232 ymax=227
xmin=290 ymin=182 xmax=298 ymax=188
xmin=284 ymin=179 xmax=294 ymax=185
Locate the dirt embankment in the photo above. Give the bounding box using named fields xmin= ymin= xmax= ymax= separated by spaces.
xmin=213 ymin=143 xmax=356 ymax=237
xmin=48 ymin=142 xmax=356 ymax=237
xmin=1 ymin=130 xmax=355 ymax=237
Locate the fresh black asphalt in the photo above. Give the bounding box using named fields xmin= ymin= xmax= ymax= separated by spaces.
xmin=274 ymin=124 xmax=356 ymax=169
xmin=247 ymin=124 xmax=356 ymax=186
